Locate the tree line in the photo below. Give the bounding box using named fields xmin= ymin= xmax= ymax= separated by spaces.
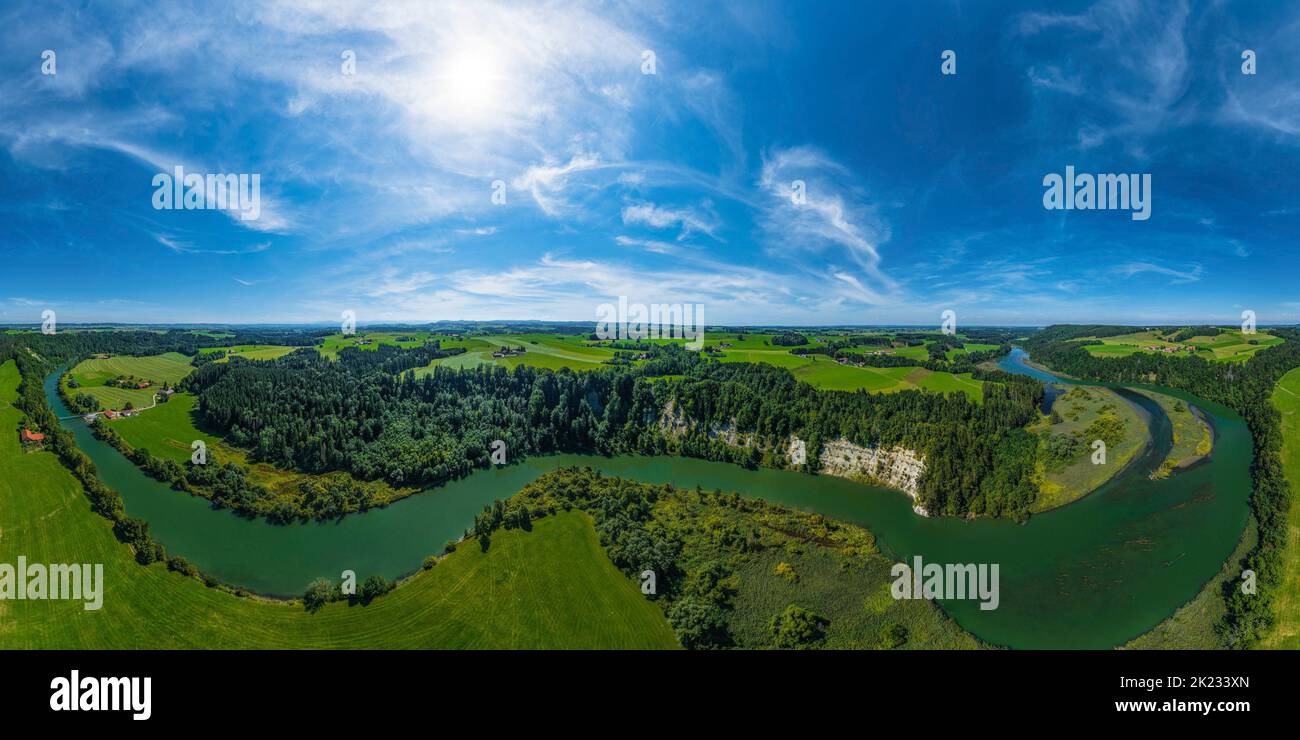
xmin=182 ymin=339 xmax=1044 ymax=519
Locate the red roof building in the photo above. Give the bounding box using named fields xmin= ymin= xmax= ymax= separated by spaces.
xmin=21 ymin=428 xmax=45 ymax=443
xmin=102 ymin=409 xmax=118 ymax=420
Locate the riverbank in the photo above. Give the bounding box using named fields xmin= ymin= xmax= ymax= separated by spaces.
xmin=1130 ymin=388 xmax=1214 ymax=478
xmin=32 ymin=355 xmax=1259 ymax=647
xmin=1027 ymin=385 xmax=1149 ymax=512
xmin=1122 ymin=515 xmax=1257 ymax=649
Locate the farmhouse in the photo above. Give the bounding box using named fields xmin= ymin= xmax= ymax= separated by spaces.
xmin=20 ymin=428 xmax=45 ymax=444
xmin=102 ymin=410 xmax=119 ymax=420
xmin=135 ymin=381 xmax=151 ymax=389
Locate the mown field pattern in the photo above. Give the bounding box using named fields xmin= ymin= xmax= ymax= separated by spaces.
xmin=64 ymin=352 xmax=193 ymax=410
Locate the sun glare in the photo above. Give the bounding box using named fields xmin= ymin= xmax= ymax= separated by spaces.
xmin=432 ymin=44 xmax=509 ymax=123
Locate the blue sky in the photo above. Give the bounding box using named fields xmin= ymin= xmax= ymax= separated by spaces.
xmin=1 ymin=0 xmax=1298 ymax=326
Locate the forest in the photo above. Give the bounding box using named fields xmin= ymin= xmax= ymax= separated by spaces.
xmin=182 ymin=340 xmax=1044 ymax=519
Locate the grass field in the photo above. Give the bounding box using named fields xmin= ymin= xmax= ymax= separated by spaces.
xmin=64 ymin=352 xmax=194 ymax=410
xmin=1262 ymin=367 xmax=1300 ymax=649
xmin=1081 ymin=329 xmax=1283 ymax=363
xmin=107 ymin=393 xmax=225 ymax=464
xmin=0 ymin=360 xmax=678 ymax=649
xmin=716 ymin=347 xmax=985 ymax=401
xmin=1028 ymin=385 xmax=1145 ymax=512
xmin=199 ymin=345 xmax=297 ymax=362
xmin=416 ymin=333 xmax=617 ymax=374
xmin=317 ymin=331 xmax=439 ymax=359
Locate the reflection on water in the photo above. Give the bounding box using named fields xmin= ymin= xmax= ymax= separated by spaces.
xmin=44 ymin=357 xmax=1252 ymax=648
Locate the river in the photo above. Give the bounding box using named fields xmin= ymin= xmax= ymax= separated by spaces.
xmin=44 ymin=351 xmax=1252 ymax=648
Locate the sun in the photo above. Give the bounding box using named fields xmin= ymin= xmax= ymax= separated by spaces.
xmin=431 ymin=43 xmax=509 ymax=124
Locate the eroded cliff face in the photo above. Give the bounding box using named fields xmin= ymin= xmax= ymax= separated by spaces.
xmin=812 ymin=438 xmax=928 ymax=516
xmin=658 ymin=400 xmax=929 ymax=516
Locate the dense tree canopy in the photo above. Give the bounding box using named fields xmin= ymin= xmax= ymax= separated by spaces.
xmin=181 ymin=341 xmax=1043 ymax=518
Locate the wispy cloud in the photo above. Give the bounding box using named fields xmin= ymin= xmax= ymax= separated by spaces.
xmin=620 ymin=201 xmax=720 ymax=239
xmin=156 ymin=235 xmax=271 ymax=256
xmin=1116 ymin=261 xmax=1203 ymax=284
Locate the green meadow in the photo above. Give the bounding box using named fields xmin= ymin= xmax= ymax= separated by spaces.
xmin=417 ymin=333 xmax=617 ymax=374
xmin=714 ymin=344 xmax=985 ymax=401
xmin=1262 ymin=367 xmax=1300 ymax=649
xmin=316 ymin=331 xmax=439 ymax=359
xmin=199 ymin=344 xmax=297 ymax=362
xmin=64 ymin=352 xmax=194 ymax=410
xmin=0 ymin=360 xmax=677 ymax=649
xmin=107 ymin=393 xmax=223 ymax=464
xmin=1081 ymin=329 xmax=1282 ymax=363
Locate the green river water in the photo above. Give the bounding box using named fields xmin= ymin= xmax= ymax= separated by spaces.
xmin=44 ymin=349 xmax=1252 ymax=648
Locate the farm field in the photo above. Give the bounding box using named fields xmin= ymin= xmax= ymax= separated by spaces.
xmin=1027 ymin=385 xmax=1146 ymax=512
xmin=1080 ymin=329 xmax=1282 ymax=363
xmin=64 ymin=352 xmax=194 ymax=410
xmin=1262 ymin=367 xmax=1300 ymax=649
xmin=1 ymin=359 xmax=678 ymax=649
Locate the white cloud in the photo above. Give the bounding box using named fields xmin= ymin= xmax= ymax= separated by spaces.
xmin=756 ymin=146 xmax=897 ymax=304
xmin=620 ymin=201 xmax=719 ymax=239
